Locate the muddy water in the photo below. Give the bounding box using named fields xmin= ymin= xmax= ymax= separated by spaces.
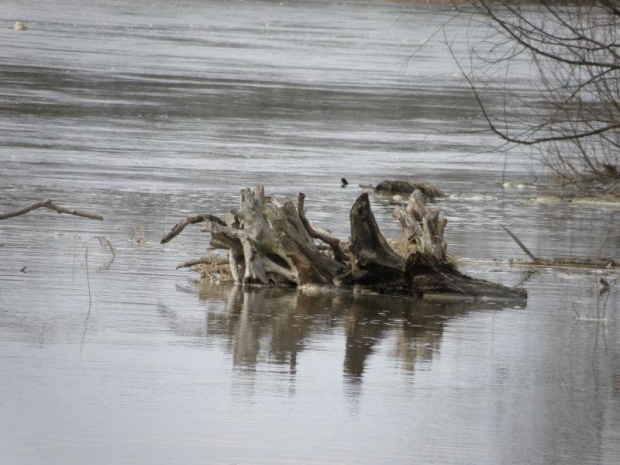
xmin=0 ymin=1 xmax=619 ymax=464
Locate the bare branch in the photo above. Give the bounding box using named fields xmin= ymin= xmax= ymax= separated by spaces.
xmin=500 ymin=224 xmax=542 ymax=264
xmin=0 ymin=199 xmax=103 ymax=221
xmin=161 ymin=214 xmax=225 ymax=244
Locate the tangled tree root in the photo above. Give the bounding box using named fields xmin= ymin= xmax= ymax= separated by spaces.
xmin=162 ymin=186 xmax=526 ymax=300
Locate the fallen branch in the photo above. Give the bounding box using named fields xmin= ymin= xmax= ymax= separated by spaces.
xmin=500 ymin=224 xmax=542 ymax=264
xmin=501 ymin=224 xmax=618 ymax=269
xmin=0 ymin=199 xmax=103 ymax=221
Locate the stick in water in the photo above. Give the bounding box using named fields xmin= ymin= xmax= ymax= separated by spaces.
xmin=500 ymin=224 xmax=541 ymax=264
xmin=0 ymin=199 xmax=103 ymax=221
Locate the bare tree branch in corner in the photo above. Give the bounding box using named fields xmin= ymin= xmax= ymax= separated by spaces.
xmin=453 ymin=0 xmax=620 ymax=187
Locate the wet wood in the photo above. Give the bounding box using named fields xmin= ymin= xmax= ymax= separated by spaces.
xmin=374 ymin=180 xmax=445 ymax=199
xmin=500 ymin=224 xmax=542 ymax=264
xmin=163 ymin=186 xmax=527 ymax=300
xmin=349 ymin=193 xmax=410 ymax=290
xmin=0 ymin=199 xmax=103 ymax=221
xmin=501 ymin=224 xmax=618 ymax=269
xmin=511 ymin=257 xmax=618 ymax=269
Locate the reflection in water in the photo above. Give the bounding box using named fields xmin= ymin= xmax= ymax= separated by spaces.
xmin=161 ymin=283 xmax=508 ymax=384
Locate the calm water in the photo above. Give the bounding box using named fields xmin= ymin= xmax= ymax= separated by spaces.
xmin=1 ymin=1 xmax=619 ymax=464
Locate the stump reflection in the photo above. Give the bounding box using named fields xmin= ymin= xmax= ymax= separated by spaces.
xmin=160 ymin=284 xmax=510 ymax=382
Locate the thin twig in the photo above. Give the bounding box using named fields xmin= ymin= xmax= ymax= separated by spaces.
xmin=597 ymin=218 xmax=616 ymax=258
xmin=96 ymin=236 xmax=116 ymax=270
xmin=79 ymin=246 xmax=93 ymax=356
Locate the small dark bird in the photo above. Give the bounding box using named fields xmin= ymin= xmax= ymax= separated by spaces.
xmin=599 ymin=278 xmax=610 ymax=295
xmin=20 ymin=266 xmax=27 ymax=273
xmin=341 ymin=178 xmax=348 ymax=188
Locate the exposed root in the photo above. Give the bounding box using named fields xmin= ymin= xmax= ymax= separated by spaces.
xmin=162 ymin=186 xmax=526 ymax=300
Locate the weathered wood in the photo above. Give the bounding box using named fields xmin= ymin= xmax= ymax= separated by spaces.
xmin=348 ymin=192 xmax=525 ymax=299
xmin=232 ymin=186 xmax=292 ymax=285
xmin=393 ymin=190 xmax=448 ymax=262
xmin=268 ymin=200 xmax=344 ymax=285
xmin=298 ymin=193 xmax=347 ymax=264
xmin=161 ymin=186 xmax=527 ymax=300
xmin=0 ymin=199 xmax=103 ymax=221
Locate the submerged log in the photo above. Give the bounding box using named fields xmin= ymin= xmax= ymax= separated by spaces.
xmin=162 ymin=186 xmax=526 ymax=300
xmin=374 ymin=180 xmax=445 ymax=200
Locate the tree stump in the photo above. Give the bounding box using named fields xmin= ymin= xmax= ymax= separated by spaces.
xmin=162 ymin=186 xmax=526 ymax=300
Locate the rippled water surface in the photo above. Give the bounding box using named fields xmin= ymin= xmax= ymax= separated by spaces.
xmin=1 ymin=1 xmax=619 ymax=464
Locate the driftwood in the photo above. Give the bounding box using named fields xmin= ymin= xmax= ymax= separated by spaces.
xmin=0 ymin=199 xmax=103 ymax=221
xmin=501 ymin=224 xmax=618 ymax=269
xmin=162 ymin=186 xmax=526 ymax=300
xmin=374 ymin=180 xmax=445 ymax=200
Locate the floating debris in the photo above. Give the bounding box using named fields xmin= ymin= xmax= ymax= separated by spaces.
xmin=374 ymin=180 xmax=445 ymax=200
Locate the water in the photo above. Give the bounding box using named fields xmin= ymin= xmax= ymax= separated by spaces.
xmin=1 ymin=1 xmax=619 ymax=464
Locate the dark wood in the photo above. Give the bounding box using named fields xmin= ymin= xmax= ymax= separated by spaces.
xmin=500 ymin=224 xmax=542 ymax=264
xmin=349 ymin=193 xmax=410 ymax=289
xmin=375 ymin=180 xmax=445 ymax=199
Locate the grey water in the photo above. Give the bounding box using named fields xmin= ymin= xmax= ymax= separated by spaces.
xmin=0 ymin=1 xmax=619 ymax=464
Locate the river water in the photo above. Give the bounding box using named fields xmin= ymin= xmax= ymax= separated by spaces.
xmin=1 ymin=1 xmax=619 ymax=464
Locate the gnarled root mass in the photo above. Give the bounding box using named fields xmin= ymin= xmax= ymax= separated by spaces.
xmin=162 ymin=186 xmax=526 ymax=300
